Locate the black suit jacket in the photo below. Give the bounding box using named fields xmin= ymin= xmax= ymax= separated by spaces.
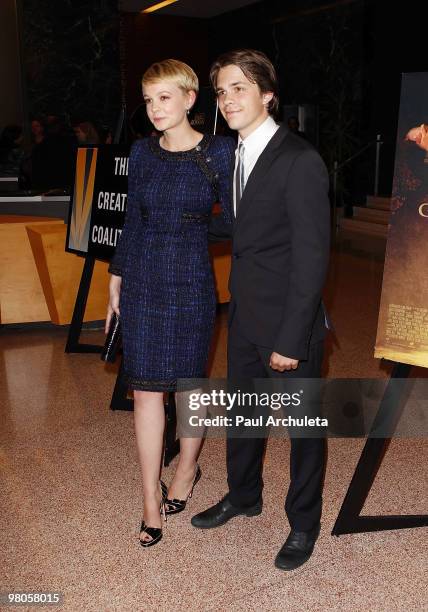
xmin=210 ymin=124 xmax=331 ymax=361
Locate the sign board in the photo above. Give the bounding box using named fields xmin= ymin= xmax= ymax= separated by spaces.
xmin=375 ymin=73 xmax=428 ymax=368
xmin=66 ymin=145 xmax=130 ymax=260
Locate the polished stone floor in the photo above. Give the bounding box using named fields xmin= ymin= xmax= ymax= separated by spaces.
xmin=1 ymin=237 xmax=427 ymax=611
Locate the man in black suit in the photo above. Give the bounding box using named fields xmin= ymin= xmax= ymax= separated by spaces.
xmin=192 ymin=50 xmax=331 ymax=571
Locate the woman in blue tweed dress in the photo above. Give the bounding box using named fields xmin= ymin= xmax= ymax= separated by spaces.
xmin=105 ymin=60 xmax=234 ymax=547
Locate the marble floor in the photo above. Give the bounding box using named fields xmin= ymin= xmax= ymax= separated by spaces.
xmin=1 ymin=237 xmax=427 ymax=611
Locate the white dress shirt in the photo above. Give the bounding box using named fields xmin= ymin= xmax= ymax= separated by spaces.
xmin=233 ymin=115 xmax=280 ymax=215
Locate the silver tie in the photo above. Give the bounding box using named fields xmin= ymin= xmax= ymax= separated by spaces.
xmin=235 ymin=142 xmax=245 ymax=214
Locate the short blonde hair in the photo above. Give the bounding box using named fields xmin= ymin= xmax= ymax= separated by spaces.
xmin=142 ymin=59 xmax=199 ymax=93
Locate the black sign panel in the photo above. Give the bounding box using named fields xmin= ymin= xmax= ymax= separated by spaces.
xmin=66 ymin=144 xmax=130 ymax=260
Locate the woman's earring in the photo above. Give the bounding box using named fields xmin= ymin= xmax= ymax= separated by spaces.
xmin=186 ymin=109 xmax=190 ymax=115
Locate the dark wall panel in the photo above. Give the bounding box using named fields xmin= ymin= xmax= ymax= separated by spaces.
xmin=121 ymin=13 xmax=211 ymax=123
xmin=0 ymin=0 xmax=23 ymax=130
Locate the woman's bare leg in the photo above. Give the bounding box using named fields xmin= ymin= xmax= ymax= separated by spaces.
xmin=167 ymin=436 xmax=203 ymax=501
xmin=134 ymin=390 xmax=165 ymax=542
xmin=167 ymin=389 xmax=205 ymax=502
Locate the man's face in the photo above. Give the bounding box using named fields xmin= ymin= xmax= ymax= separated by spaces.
xmin=406 ymin=123 xmax=428 ymax=152
xmin=216 ymin=64 xmax=272 ymax=139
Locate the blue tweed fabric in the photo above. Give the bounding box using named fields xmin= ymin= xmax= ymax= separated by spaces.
xmin=109 ymin=134 xmax=234 ymax=391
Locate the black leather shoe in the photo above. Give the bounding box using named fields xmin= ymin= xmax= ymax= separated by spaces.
xmin=191 ymin=494 xmax=262 ymax=529
xmin=274 ymin=523 xmax=321 ymax=571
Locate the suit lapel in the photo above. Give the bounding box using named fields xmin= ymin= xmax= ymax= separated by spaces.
xmin=234 ymin=125 xmax=289 ymax=227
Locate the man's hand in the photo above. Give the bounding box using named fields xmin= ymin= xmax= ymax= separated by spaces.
xmin=269 ymin=352 xmax=299 ymax=372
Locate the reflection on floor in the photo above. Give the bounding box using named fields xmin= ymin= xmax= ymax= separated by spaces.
xmin=1 ymin=238 xmax=426 ymax=611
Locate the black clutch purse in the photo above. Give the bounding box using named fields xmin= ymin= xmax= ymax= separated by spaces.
xmin=101 ymin=312 xmax=122 ymax=363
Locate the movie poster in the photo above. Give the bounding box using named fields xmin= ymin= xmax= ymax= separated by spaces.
xmin=375 ymin=73 xmax=428 ymax=368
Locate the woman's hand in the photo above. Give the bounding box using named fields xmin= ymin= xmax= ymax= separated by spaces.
xmin=105 ymin=275 xmax=122 ymax=334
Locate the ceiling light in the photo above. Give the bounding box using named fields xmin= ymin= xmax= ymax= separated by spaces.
xmin=142 ymin=0 xmax=179 ymax=13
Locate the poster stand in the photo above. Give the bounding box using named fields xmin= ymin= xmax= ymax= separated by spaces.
xmin=64 ymin=255 xmax=101 ymax=354
xmin=332 ymin=361 xmax=428 ymax=535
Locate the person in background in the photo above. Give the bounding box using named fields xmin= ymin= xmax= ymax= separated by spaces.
xmin=30 ymin=117 xmax=45 ymax=145
xmin=106 ymin=59 xmax=234 ymax=548
xmin=19 ymin=117 xmax=46 ymax=187
xmin=73 ymin=121 xmax=101 ymax=145
xmin=287 ymin=115 xmax=307 ymax=139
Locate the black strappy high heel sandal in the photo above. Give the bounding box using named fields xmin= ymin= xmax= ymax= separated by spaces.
xmin=165 ymin=465 xmax=202 ymax=515
xmin=139 ymin=480 xmax=168 ymax=548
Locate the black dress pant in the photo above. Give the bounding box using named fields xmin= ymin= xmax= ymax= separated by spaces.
xmin=226 ymin=311 xmax=326 ymax=532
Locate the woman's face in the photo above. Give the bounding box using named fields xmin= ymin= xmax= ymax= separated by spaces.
xmin=142 ymin=79 xmax=194 ymax=132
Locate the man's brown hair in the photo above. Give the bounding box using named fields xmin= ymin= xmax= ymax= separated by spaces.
xmin=210 ymin=49 xmax=279 ymax=117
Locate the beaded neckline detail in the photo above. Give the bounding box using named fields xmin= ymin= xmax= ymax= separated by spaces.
xmin=149 ymin=133 xmax=213 ymax=160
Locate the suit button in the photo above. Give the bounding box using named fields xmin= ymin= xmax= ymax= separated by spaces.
xmin=233 ymin=253 xmax=240 ymax=259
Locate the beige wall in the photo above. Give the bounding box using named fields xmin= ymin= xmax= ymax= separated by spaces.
xmin=0 ymin=0 xmax=23 ymax=131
